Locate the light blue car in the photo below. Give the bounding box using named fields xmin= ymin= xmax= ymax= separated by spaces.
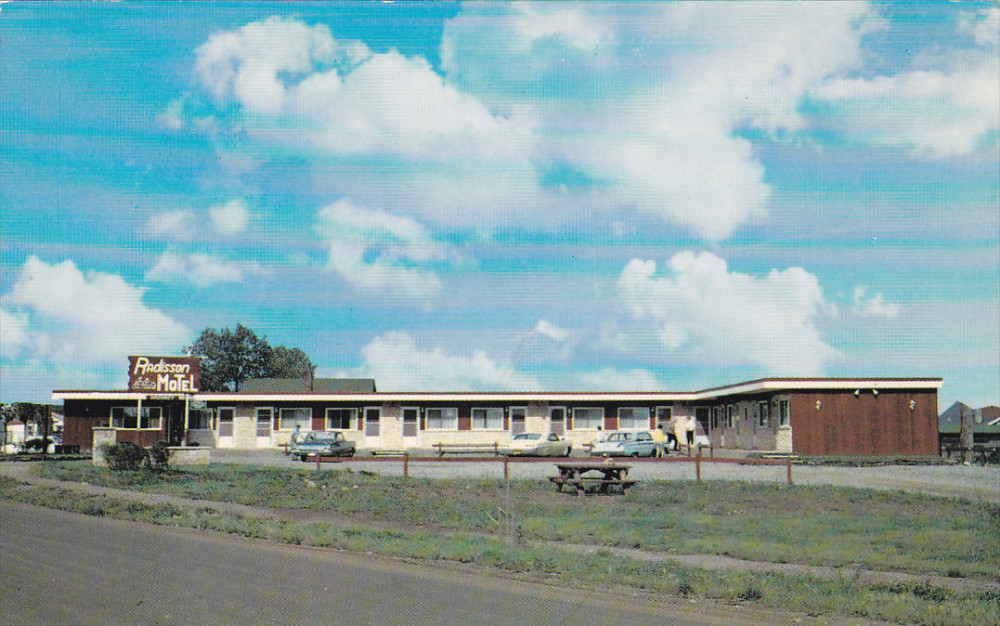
xmin=590 ymin=431 xmax=658 ymax=457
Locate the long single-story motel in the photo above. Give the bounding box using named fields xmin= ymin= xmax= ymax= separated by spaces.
xmin=53 ymin=356 xmax=943 ymax=456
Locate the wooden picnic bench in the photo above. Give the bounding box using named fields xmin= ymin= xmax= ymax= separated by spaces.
xmin=550 ymin=462 xmax=635 ymax=496
xmin=435 ymin=442 xmax=501 ymax=457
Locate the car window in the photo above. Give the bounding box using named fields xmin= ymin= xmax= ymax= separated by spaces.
xmin=548 ymin=434 xmax=558 ymax=441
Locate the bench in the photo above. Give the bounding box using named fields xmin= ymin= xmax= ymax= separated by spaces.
xmin=549 ymin=475 xmax=636 ymax=496
xmin=434 ymin=442 xmax=501 ymax=457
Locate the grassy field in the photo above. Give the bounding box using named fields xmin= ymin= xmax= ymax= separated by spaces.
xmin=7 ymin=461 xmax=1000 ymax=625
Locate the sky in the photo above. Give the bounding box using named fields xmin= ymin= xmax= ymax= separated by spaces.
xmin=2 ymin=2 xmax=997 ymax=411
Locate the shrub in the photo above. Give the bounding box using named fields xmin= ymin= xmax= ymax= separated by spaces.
xmin=102 ymin=442 xmax=148 ymax=471
xmin=147 ymin=441 xmax=171 ymax=472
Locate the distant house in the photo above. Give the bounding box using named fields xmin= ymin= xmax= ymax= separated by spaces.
xmin=939 ymin=402 xmax=1000 ymax=447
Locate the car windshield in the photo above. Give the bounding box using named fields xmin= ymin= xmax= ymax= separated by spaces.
xmin=514 ymin=433 xmax=541 ymax=440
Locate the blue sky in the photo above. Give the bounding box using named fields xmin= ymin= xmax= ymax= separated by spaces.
xmin=2 ymin=2 xmax=997 ymax=410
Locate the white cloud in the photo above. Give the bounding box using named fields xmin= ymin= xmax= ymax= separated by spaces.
xmin=440 ymin=3 xmax=882 ymax=239
xmin=852 ymin=286 xmax=900 ymax=319
xmin=146 ymin=251 xmax=257 ymax=288
xmin=574 ymin=368 xmax=664 ymax=392
xmin=1 ymin=257 xmax=191 ymax=391
xmin=814 ymin=6 xmax=998 ymax=159
xmin=316 ymin=199 xmax=450 ymax=300
xmin=196 ymin=17 xmax=522 ymax=163
xmin=329 ymin=331 xmax=541 ymax=392
xmin=148 ymin=209 xmax=197 ymax=240
xmin=209 ymin=199 xmax=250 ymax=235
xmin=533 ymin=319 xmax=570 ymax=343
xmin=616 ymin=251 xmax=839 ymax=375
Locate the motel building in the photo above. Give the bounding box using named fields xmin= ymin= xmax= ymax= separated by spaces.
xmin=53 ymin=357 xmax=943 ymax=457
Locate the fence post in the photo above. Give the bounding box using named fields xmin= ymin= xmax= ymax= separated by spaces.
xmin=696 ymin=445 xmax=702 ymax=482
xmin=316 ymin=454 xmax=322 ymax=471
xmin=786 ymin=456 xmax=793 ymax=485
xmin=403 ymin=451 xmax=409 ymax=479
xmin=504 ymin=454 xmax=509 ymax=481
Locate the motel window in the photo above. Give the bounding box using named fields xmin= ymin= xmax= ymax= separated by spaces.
xmin=572 ymin=408 xmax=603 ymax=430
xmin=711 ymin=407 xmax=719 ymax=430
xmin=111 ymin=406 xmax=161 ymax=430
xmin=618 ymin=407 xmax=649 ymax=430
xmin=727 ymin=405 xmax=736 ymax=429
xmin=758 ymin=402 xmax=768 ymax=427
xmin=426 ymin=408 xmax=458 ymax=430
xmin=279 ymin=408 xmax=312 ymax=431
xmin=656 ymin=407 xmax=673 ymax=428
xmin=777 ymin=400 xmax=790 ymax=427
xmin=325 ymin=408 xmax=357 ymax=430
xmin=188 ymin=408 xmax=213 ymax=430
xmin=471 ymin=407 xmax=503 ymax=430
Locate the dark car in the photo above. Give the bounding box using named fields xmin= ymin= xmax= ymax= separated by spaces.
xmin=290 ymin=431 xmax=356 ymax=461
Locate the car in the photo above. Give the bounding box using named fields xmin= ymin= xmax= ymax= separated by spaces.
xmin=590 ymin=431 xmax=658 ymax=457
xmin=501 ymin=432 xmax=572 ymax=457
xmin=290 ymin=431 xmax=356 ymax=461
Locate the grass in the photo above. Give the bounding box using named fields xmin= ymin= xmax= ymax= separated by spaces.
xmin=8 ymin=463 xmax=1000 ymax=626
xmin=37 ymin=461 xmax=1000 ymax=581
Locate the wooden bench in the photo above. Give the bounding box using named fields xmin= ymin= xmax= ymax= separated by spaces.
xmin=434 ymin=442 xmax=501 ymax=457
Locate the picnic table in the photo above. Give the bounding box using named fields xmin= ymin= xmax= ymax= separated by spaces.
xmin=549 ymin=462 xmax=635 ymax=496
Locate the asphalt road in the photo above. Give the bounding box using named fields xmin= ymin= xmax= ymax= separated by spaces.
xmin=0 ymin=501 xmax=771 ymax=626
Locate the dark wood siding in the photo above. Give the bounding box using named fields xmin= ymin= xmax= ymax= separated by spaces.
xmin=790 ymin=390 xmax=938 ymax=455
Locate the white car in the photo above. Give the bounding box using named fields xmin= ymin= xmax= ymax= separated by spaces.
xmin=590 ymin=431 xmax=658 ymax=457
xmin=501 ymin=432 xmax=572 ymax=457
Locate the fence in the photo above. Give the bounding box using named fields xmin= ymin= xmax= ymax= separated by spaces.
xmin=310 ymin=446 xmax=796 ymax=485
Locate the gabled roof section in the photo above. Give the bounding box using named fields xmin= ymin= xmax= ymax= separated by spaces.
xmin=239 ymin=378 xmax=376 ymax=394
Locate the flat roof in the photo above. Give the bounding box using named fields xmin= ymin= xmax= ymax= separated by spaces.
xmin=53 ymin=377 xmax=943 ymax=403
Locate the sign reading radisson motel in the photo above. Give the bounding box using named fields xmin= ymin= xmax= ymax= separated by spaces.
xmin=128 ymin=356 xmax=200 ymax=393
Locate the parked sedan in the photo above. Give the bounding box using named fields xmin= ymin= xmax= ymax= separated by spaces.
xmin=501 ymin=432 xmax=572 ymax=457
xmin=290 ymin=431 xmax=356 ymax=461
xmin=590 ymin=431 xmax=658 ymax=457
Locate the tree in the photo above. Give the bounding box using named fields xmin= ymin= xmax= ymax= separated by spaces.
xmin=270 ymin=346 xmax=314 ymax=379
xmin=184 ymin=325 xmax=314 ymax=391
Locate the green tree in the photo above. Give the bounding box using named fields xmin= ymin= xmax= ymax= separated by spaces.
xmin=270 ymin=345 xmax=314 ymax=379
xmin=184 ymin=325 xmax=314 ymax=391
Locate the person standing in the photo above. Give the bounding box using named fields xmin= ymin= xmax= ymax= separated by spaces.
xmin=652 ymin=424 xmax=667 ymax=457
xmin=664 ymin=415 xmax=678 ymax=451
xmin=685 ymin=415 xmax=696 ymax=449
xmin=674 ymin=416 xmax=687 ymax=452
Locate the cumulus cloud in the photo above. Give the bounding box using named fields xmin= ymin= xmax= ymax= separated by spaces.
xmin=1 ymin=257 xmax=191 ymax=389
xmin=146 ymin=251 xmax=258 ymax=288
xmin=316 ymin=198 xmax=452 ymax=300
xmin=148 ymin=209 xmax=198 ymax=240
xmin=813 ymin=6 xmax=999 ymax=159
xmin=195 ymin=16 xmax=522 ymax=162
xmin=616 ymin=251 xmax=839 ymax=374
xmin=440 ymin=2 xmax=883 ymax=239
xmin=330 ymin=331 xmax=541 ymax=392
xmin=852 ymin=286 xmax=900 ymax=319
xmin=209 ymin=199 xmax=250 ymax=235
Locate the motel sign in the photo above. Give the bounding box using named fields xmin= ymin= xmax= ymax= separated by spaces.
xmin=128 ymin=356 xmax=200 ymax=393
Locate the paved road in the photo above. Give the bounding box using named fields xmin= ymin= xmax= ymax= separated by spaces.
xmin=0 ymin=501 xmax=775 ymax=626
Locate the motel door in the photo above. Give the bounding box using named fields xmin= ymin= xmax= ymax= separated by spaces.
xmin=402 ymin=408 xmax=419 ymax=445
xmin=364 ymin=407 xmax=381 ymax=447
xmin=217 ymin=407 xmax=235 ymax=448
xmin=510 ymin=407 xmax=526 ymax=436
xmin=256 ymin=408 xmax=272 ymax=448
xmin=549 ymin=407 xmax=566 ymax=436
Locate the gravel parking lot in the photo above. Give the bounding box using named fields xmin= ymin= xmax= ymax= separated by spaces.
xmin=212 ymin=449 xmax=1000 ymax=502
